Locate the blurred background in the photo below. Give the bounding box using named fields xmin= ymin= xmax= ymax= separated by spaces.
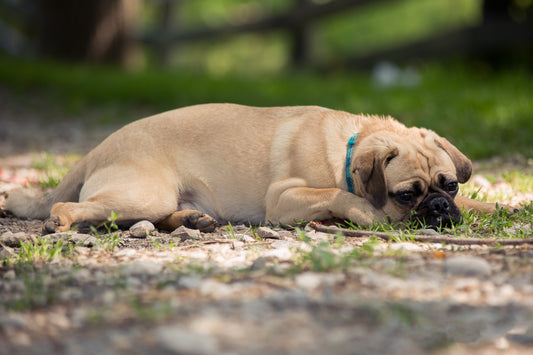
xmin=0 ymin=0 xmax=532 ymax=158
xmin=2 ymin=0 xmax=532 ymax=73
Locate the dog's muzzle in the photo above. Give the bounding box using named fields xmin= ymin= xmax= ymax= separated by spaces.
xmin=411 ymin=192 xmax=462 ymax=229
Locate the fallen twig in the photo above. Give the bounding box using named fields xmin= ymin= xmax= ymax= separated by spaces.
xmin=307 ymin=221 xmax=533 ymax=246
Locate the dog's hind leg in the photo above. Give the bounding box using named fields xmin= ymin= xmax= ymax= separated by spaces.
xmin=43 ymin=193 xmax=178 ymax=234
xmin=42 ymin=169 xmax=180 ymax=234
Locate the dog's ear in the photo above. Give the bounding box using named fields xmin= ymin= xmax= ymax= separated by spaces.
xmin=353 ymin=147 xmax=398 ymax=209
xmin=435 ymin=137 xmax=472 ymax=183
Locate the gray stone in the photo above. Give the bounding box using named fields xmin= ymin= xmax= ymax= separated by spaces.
xmin=1 ymin=231 xmax=34 ymax=247
xmin=72 ymin=269 xmax=92 ymax=283
xmin=42 ymin=232 xmax=71 ymax=243
xmin=295 ymin=272 xmax=345 ymax=291
xmin=306 ymin=231 xmax=331 ymax=242
xmin=69 ymin=234 xmax=98 ymax=247
xmin=178 ymin=275 xmax=203 ymax=289
xmin=0 ymin=313 xmax=27 ymax=329
xmin=372 ymin=258 xmax=398 ymax=273
xmin=123 ymin=260 xmax=165 ymax=277
xmin=444 ymin=256 xmax=492 ymax=277
xmin=171 ymin=225 xmax=202 ymax=241
xmin=416 ymin=228 xmax=440 ymax=236
xmin=250 ymin=256 xmax=267 ymax=271
xmin=3 ymin=269 xmax=16 ymax=280
xmin=129 ymin=220 xmax=155 ymax=238
xmin=42 ymin=232 xmax=95 ymax=247
xmin=257 ymin=227 xmax=282 ymax=240
xmin=239 ymin=234 xmax=256 ymax=243
xmin=0 ymin=246 xmax=16 ymax=258
xmin=270 ymin=240 xmax=294 ymax=249
xmin=155 ymin=324 xmax=219 ymax=354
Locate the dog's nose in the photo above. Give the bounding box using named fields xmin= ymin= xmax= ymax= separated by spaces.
xmin=429 ymin=196 xmax=451 ymax=214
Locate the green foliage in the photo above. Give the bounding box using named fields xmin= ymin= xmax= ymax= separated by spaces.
xmin=142 ymin=0 xmax=480 ymax=74
xmin=3 ymin=264 xmax=57 ymax=310
xmin=457 ymin=202 xmax=533 ymax=239
xmin=224 ymin=222 xmax=237 ymax=239
xmin=320 ymin=0 xmax=479 ymax=59
xmin=90 ymin=212 xmax=122 ymax=250
xmin=14 ymin=236 xmax=68 ymax=264
xmin=1 ymin=55 xmax=531 ymax=159
xmin=0 ymin=237 xmax=75 ymax=310
xmin=30 ymin=153 xmax=79 ymax=189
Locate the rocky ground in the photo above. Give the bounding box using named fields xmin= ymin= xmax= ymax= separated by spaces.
xmin=1 ymin=218 xmax=533 ymax=355
xmin=1 ymin=90 xmax=533 ymax=354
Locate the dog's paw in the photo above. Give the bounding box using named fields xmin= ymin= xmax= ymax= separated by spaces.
xmin=42 ymin=216 xmax=61 ymax=235
xmin=42 ymin=216 xmax=71 ymax=234
xmin=495 ymin=203 xmax=520 ymax=215
xmin=183 ymin=212 xmax=218 ymax=233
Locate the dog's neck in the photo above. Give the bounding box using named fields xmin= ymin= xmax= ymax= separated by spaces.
xmin=345 ymin=132 xmax=360 ymax=194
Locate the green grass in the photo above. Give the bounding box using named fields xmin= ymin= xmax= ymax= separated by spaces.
xmin=31 ymin=153 xmax=80 ymax=189
xmin=90 ymin=212 xmax=123 ymax=250
xmin=148 ymin=0 xmax=480 ymax=74
xmin=1 ymin=55 xmax=532 ymax=159
xmin=331 ymin=169 xmax=533 ymax=240
xmin=291 ymin=229 xmax=380 ymax=273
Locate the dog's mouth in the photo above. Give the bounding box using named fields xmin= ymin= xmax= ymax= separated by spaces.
xmin=409 ymin=193 xmax=462 ymax=229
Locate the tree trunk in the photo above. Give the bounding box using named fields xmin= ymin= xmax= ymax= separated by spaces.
xmin=37 ymin=0 xmax=138 ymax=66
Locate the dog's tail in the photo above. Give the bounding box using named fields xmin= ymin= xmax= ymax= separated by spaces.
xmin=5 ymin=159 xmax=86 ymax=220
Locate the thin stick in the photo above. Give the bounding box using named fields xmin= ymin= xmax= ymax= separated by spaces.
xmin=307 ymin=221 xmax=533 ymax=246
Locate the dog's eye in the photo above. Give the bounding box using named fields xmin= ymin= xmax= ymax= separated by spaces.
xmin=397 ymin=191 xmax=415 ymax=205
xmin=446 ymin=181 xmax=458 ymax=194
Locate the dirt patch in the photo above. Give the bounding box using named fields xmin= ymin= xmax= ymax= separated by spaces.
xmin=1 ymin=217 xmax=533 ymax=354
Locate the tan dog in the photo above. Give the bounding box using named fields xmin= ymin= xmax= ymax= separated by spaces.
xmin=6 ymin=104 xmax=511 ymax=233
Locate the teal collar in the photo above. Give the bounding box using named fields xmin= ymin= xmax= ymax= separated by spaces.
xmin=345 ymin=133 xmax=359 ymax=194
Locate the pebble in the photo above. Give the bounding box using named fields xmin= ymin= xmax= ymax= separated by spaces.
xmin=40 ymin=232 xmax=97 ymax=247
xmin=69 ymin=234 xmax=98 ymax=247
xmin=239 ymin=234 xmax=256 ymax=243
xmin=3 ymin=269 xmax=16 ymax=279
xmin=155 ymin=324 xmax=219 ymax=354
xmin=171 ymin=225 xmax=202 ymax=241
xmin=0 ymin=231 xmax=34 ymax=247
xmin=270 ymin=240 xmax=294 ymax=249
xmin=389 ymin=242 xmax=425 ymax=252
xmin=250 ymin=256 xmax=267 ymax=271
xmin=372 ymin=258 xmax=397 ymax=273
xmin=72 ymin=269 xmax=92 ymax=283
xmin=0 ymin=247 xmax=15 ymax=258
xmin=306 ymin=231 xmax=331 ymax=242
xmin=178 ymin=275 xmax=203 ymax=289
xmin=295 ymin=272 xmax=345 ymax=291
xmin=263 ymin=247 xmax=293 ymax=261
xmin=199 ymin=279 xmax=234 ymax=297
xmin=444 ymin=256 xmax=492 ymax=277
xmin=129 ymin=220 xmax=155 ymax=238
xmin=123 ymin=260 xmax=165 ymax=277
xmin=0 ymin=313 xmax=27 ymax=329
xmin=257 ymin=227 xmax=282 ymax=240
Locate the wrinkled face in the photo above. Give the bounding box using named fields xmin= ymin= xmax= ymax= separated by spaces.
xmin=352 ymin=128 xmax=472 ymax=228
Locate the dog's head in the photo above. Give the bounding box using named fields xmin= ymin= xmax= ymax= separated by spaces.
xmin=352 ymin=126 xmax=471 ymax=229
